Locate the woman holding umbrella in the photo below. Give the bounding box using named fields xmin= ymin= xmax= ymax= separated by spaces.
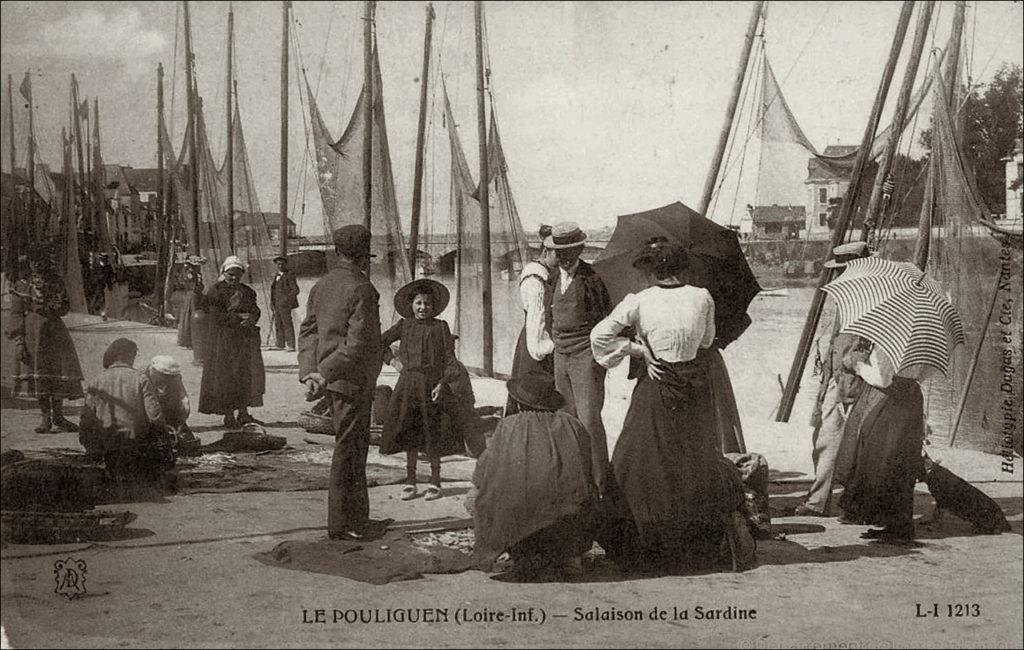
xmin=591 ymin=239 xmax=750 ymax=572
xmin=823 ymin=257 xmax=966 ymax=544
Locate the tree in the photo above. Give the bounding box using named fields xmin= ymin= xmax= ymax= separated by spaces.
xmin=920 ymin=62 xmax=1023 ymax=215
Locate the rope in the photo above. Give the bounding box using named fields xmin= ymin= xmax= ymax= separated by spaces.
xmin=707 ymin=35 xmax=761 ymax=223
xmin=170 ymin=1 xmax=180 ymax=141
xmin=289 ymin=14 xmax=323 ymax=238
xmin=706 ymin=1 xmax=832 ymax=212
xmin=725 ymin=41 xmax=765 ymax=227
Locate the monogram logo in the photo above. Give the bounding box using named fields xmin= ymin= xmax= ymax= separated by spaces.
xmin=54 ymin=558 xmax=88 ymax=600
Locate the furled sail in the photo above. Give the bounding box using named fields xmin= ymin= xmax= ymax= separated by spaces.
xmin=305 ymin=47 xmax=410 ymax=324
xmin=441 ymin=85 xmax=530 ymax=376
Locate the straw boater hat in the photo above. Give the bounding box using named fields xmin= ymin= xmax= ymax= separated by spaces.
xmin=394 ymin=278 xmax=450 ymax=319
xmin=824 ymin=241 xmax=873 ymax=268
xmin=149 ymin=355 xmax=182 ymax=376
xmin=506 ymin=377 xmax=566 ymax=412
xmin=543 ymin=222 xmax=588 ymax=249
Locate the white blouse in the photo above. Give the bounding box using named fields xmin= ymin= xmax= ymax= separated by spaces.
xmin=519 ymin=262 xmax=555 ymax=361
xmin=854 ymin=346 xmax=935 ymax=388
xmin=591 ymin=285 xmax=716 ymax=368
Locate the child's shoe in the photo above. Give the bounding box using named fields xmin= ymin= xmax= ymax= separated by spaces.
xmin=401 ymin=484 xmax=418 ymax=501
xmin=424 ymin=485 xmax=442 ymax=501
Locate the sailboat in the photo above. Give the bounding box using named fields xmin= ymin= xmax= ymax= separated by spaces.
xmin=160 ymin=1 xmax=280 ymax=353
xmin=300 ymin=1 xmax=531 ymax=378
xmin=756 ymin=0 xmax=1023 ymax=457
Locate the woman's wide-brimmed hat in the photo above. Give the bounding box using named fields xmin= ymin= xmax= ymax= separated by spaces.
xmin=394 ymin=278 xmax=450 ymax=318
xmin=543 ymin=222 xmax=588 ymax=249
xmin=506 ymin=377 xmax=566 ymax=412
xmin=631 ymin=237 xmax=689 ymax=274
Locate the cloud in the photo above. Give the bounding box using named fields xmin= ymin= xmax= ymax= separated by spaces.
xmin=9 ymin=6 xmax=167 ymax=68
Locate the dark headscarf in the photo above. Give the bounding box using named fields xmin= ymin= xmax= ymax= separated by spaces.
xmin=103 ymin=338 xmax=138 ymax=369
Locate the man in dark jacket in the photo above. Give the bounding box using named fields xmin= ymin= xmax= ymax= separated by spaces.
xmin=298 ymin=225 xmax=385 ymax=540
xmin=270 ymin=255 xmax=301 ymax=351
xmin=545 ymin=222 xmax=613 ymax=496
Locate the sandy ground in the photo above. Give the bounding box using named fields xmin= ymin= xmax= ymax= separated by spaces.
xmin=1 ymin=291 xmax=1021 ymax=648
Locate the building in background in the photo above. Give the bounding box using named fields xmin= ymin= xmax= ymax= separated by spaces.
xmin=805 ymin=145 xmax=856 ymax=240
xmin=1003 ymin=137 xmax=1023 ymax=224
xmin=747 ymin=204 xmax=805 ymax=240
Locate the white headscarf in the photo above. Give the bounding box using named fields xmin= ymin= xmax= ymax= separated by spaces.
xmin=221 ymin=255 xmax=246 ymax=274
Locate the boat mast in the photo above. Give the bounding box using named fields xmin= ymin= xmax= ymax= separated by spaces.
xmin=280 ymin=0 xmax=290 ymax=259
xmin=184 ymin=0 xmax=200 ymax=257
xmin=945 ymin=1 xmax=967 ymax=145
xmin=862 ymin=1 xmax=936 ymax=243
xmin=156 ymin=62 xmax=167 ymax=321
xmin=697 ymin=0 xmax=764 ymax=216
xmin=475 ymin=0 xmax=493 ymax=377
xmin=776 ymin=0 xmax=914 ymax=422
xmin=226 ymin=5 xmax=235 ymax=254
xmin=362 ymin=0 xmax=375 ymax=231
xmin=71 ymin=75 xmax=89 ymax=248
xmin=23 ymin=73 xmax=37 ymax=238
xmin=6 ymin=75 xmax=18 ymax=267
xmin=409 ymin=2 xmax=435 ymax=278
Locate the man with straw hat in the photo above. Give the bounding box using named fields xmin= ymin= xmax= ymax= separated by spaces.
xmin=299 ymin=225 xmax=387 ymax=541
xmin=544 ymin=221 xmax=613 ymax=496
xmin=794 ymin=241 xmax=872 ymax=517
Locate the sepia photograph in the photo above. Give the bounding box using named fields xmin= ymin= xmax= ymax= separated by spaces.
xmin=0 ymin=0 xmax=1021 ymax=647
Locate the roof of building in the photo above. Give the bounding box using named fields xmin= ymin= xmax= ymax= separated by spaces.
xmin=124 ymin=168 xmax=162 ymax=192
xmin=807 ymin=145 xmax=858 ymax=182
xmin=751 ymin=205 xmax=806 ymax=224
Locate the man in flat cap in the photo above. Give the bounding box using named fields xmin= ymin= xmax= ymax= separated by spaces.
xmin=796 ymin=241 xmax=873 ymax=517
xmin=545 ymin=221 xmax=613 ymax=496
xmin=298 ymin=224 xmax=386 ymax=540
xmin=270 ymin=255 xmax=300 ymax=351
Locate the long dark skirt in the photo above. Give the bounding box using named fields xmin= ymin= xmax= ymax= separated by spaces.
xmin=504 ymin=326 xmax=554 ymax=415
xmin=600 ymin=357 xmax=744 ymax=571
xmin=472 ymin=411 xmax=597 ymax=567
xmin=198 ymin=326 xmax=265 ymax=414
xmin=9 ymin=313 xmax=84 ymax=400
xmin=838 ymin=378 xmax=924 ymax=533
xmin=380 ymin=370 xmax=463 ymax=457
xmin=176 ymin=292 xmax=196 ymax=348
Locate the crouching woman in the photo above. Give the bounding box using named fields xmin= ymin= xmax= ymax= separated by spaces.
xmin=79 ymin=339 xmax=175 ymax=482
xmin=471 ymin=377 xmax=598 ymax=578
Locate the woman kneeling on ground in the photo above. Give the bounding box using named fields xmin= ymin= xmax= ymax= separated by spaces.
xmin=471 ymin=377 xmax=598 ymax=579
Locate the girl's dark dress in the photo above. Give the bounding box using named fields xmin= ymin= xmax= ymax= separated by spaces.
xmin=198 ymin=281 xmax=265 ymax=414
xmin=379 ymin=318 xmax=464 ymax=457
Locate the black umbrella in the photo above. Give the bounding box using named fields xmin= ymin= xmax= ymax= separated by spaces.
xmin=593 ymin=202 xmax=761 ymax=348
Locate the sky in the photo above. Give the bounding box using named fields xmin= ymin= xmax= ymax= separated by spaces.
xmin=1 ymin=1 xmax=1022 ymax=237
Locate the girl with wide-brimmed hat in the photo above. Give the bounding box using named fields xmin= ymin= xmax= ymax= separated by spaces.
xmin=379 ymin=278 xmax=465 ymax=501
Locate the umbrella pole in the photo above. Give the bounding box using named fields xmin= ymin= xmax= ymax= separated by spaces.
xmin=947 ymin=270 xmax=1001 ymax=448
